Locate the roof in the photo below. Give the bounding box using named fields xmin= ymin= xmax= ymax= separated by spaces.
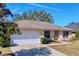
xmin=15 ymin=20 xmax=72 ymax=31
xmin=65 ymin=22 xmax=79 ymax=32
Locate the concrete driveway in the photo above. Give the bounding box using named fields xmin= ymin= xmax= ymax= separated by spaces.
xmin=10 ymin=44 xmax=67 ymax=56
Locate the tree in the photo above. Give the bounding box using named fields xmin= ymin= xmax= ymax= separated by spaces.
xmin=14 ymin=10 xmax=54 ymax=23
xmin=0 ymin=3 xmax=20 ymax=47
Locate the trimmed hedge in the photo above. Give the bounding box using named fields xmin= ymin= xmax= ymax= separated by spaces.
xmin=40 ymin=37 xmax=48 ymax=44
xmin=0 ymin=51 xmax=2 ymax=55
xmin=76 ymin=31 xmax=79 ymax=39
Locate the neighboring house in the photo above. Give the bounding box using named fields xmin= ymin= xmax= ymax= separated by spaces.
xmin=10 ymin=20 xmax=72 ymax=45
xmin=65 ymin=22 xmax=79 ymax=40
xmin=65 ymin=22 xmax=79 ymax=32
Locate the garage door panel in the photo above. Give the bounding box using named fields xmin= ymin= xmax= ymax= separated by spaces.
xmin=10 ymin=31 xmax=41 ymax=45
xmin=13 ymin=39 xmax=40 ymax=45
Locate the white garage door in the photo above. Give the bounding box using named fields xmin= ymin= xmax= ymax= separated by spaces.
xmin=10 ymin=31 xmax=41 ymax=45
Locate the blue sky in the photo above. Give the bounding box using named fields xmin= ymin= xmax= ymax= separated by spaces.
xmin=6 ymin=3 xmax=79 ymax=26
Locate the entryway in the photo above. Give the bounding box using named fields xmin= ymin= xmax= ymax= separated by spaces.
xmin=44 ymin=31 xmax=50 ymax=38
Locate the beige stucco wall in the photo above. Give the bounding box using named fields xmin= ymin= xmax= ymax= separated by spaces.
xmin=68 ymin=33 xmax=76 ymax=40
xmin=58 ymin=31 xmax=63 ymax=41
xmin=50 ymin=31 xmax=64 ymax=41
xmin=21 ymin=29 xmax=73 ymax=41
xmin=58 ymin=31 xmax=73 ymax=41
xmin=50 ymin=31 xmax=66 ymax=41
xmin=50 ymin=31 xmax=54 ymax=40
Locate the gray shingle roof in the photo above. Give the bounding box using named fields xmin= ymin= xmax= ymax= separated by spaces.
xmin=65 ymin=22 xmax=79 ymax=32
xmin=15 ymin=20 xmax=72 ymax=31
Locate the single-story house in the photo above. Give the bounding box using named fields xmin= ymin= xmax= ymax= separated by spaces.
xmin=10 ymin=20 xmax=73 ymax=45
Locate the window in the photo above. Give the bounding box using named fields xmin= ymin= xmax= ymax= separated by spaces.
xmin=44 ymin=31 xmax=50 ymax=38
xmin=63 ymin=31 xmax=69 ymax=38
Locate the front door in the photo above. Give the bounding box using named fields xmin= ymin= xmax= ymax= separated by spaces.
xmin=44 ymin=31 xmax=50 ymax=38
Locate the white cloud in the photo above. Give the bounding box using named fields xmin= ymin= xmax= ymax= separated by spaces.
xmin=11 ymin=3 xmax=61 ymax=14
xmin=29 ymin=3 xmax=61 ymax=11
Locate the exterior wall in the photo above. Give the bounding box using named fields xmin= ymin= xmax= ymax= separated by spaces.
xmin=46 ymin=30 xmax=71 ymax=41
xmin=68 ymin=33 xmax=76 ymax=40
xmin=58 ymin=31 xmax=72 ymax=41
xmin=21 ymin=30 xmax=73 ymax=41
xmin=50 ymin=31 xmax=64 ymax=41
xmin=50 ymin=31 xmax=54 ymax=40
xmin=11 ymin=29 xmax=72 ymax=45
xmin=58 ymin=31 xmax=63 ymax=41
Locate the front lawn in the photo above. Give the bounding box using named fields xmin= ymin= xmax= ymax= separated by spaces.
xmin=0 ymin=47 xmax=14 ymax=56
xmin=49 ymin=40 xmax=79 ymax=56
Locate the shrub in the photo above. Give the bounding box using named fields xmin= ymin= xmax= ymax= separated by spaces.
xmin=0 ymin=51 xmax=2 ymax=55
xmin=0 ymin=37 xmax=10 ymax=47
xmin=0 ymin=37 xmax=4 ymax=47
xmin=40 ymin=37 xmax=48 ymax=44
xmin=76 ymin=31 xmax=79 ymax=39
xmin=0 ymin=33 xmax=11 ymax=47
xmin=2 ymin=38 xmax=10 ymax=47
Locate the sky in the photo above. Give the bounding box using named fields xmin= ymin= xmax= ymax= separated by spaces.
xmin=6 ymin=3 xmax=79 ymax=26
